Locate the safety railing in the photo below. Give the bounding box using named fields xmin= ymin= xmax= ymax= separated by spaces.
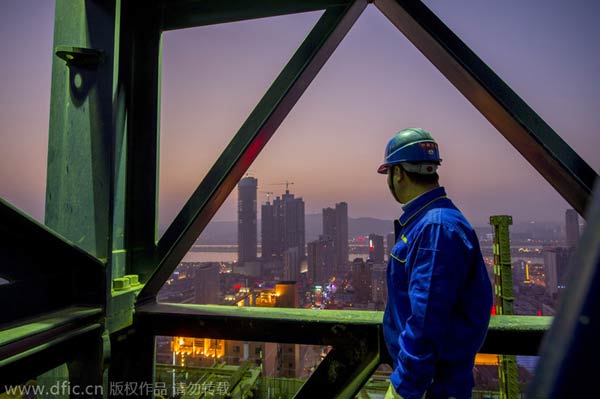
xmin=129 ymin=302 xmax=551 ymax=398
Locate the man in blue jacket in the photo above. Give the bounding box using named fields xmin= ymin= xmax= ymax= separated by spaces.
xmin=378 ymin=128 xmax=493 ymax=399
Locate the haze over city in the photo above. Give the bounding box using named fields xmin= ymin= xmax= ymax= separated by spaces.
xmin=1 ymin=0 xmax=598 ymax=229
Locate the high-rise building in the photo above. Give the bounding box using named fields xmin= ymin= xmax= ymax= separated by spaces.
xmin=565 ymin=209 xmax=580 ymax=248
xmin=513 ymin=260 xmax=531 ymax=285
xmin=322 ymin=202 xmax=348 ymax=276
xmin=336 ymin=202 xmax=349 ymax=270
xmin=275 ymin=282 xmax=300 ymax=378
xmin=351 ymin=258 xmax=373 ymax=304
xmin=371 ymin=262 xmax=387 ymax=310
xmin=307 ymin=236 xmax=335 ymax=284
xmin=238 ymin=177 xmax=257 ymax=263
xmin=386 ymin=232 xmax=396 ymax=260
xmin=368 ymin=234 xmax=385 ymax=263
xmin=193 ymin=263 xmax=220 ymax=304
xmin=261 ymin=190 xmax=305 ymax=277
xmin=283 ymin=247 xmax=300 ymax=281
xmin=275 ymin=281 xmax=299 ymax=308
xmin=280 ymin=191 xmax=305 ymax=258
xmin=323 ymin=207 xmax=336 ymax=239
xmin=543 ymin=247 xmax=573 ymax=297
xmin=261 ymin=200 xmax=274 ymax=260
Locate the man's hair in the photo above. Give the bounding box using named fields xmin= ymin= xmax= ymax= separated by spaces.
xmin=401 ymin=164 xmax=439 ymax=185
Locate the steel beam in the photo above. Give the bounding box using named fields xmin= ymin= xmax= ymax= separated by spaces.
xmin=138 ymin=302 xmax=384 ymax=398
xmin=108 ymin=326 xmax=156 ymax=399
xmin=294 ymin=335 xmax=381 ymax=399
xmin=528 ymin=179 xmax=600 ymax=398
xmin=118 ymin=3 xmax=163 ymax=281
xmin=135 ymin=304 xmax=550 ymax=397
xmin=0 ymin=307 xmax=102 ymax=387
xmin=135 ymin=303 xmax=381 ymax=345
xmin=136 ymin=303 xmax=550 ymax=356
xmin=374 ymin=0 xmax=597 ymax=215
xmin=46 ymin=0 xmax=117 ymax=260
xmin=41 ymin=0 xmax=117 ymax=393
xmin=155 ymin=0 xmax=353 ymax=31
xmin=138 ymin=1 xmax=368 ymax=303
xmin=0 ymin=199 xmax=105 ymax=324
xmin=482 ymin=315 xmax=551 ymax=357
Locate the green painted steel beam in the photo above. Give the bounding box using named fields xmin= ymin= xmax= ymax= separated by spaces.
xmin=138 ymin=1 xmax=368 ymax=303
xmin=488 ymin=315 xmax=552 ymax=333
xmin=225 ymin=359 xmax=252 ymax=396
xmin=138 ymin=303 xmax=552 ymax=331
xmin=0 ymin=326 xmax=103 ymax=388
xmin=136 ymin=303 xmax=552 ymax=356
xmin=108 ymin=325 xmax=156 ymax=396
xmin=135 ymin=303 xmax=551 ymax=396
xmin=142 ymin=302 xmax=383 ymax=326
xmin=529 ymin=180 xmax=600 ymax=398
xmin=153 ymin=0 xmax=353 ymax=31
xmin=46 ymin=0 xmax=118 ymax=262
xmin=136 ymin=303 xmax=381 ymax=346
xmin=0 ymin=307 xmax=102 ymax=349
xmin=117 ymin=2 xmax=163 ymax=282
xmin=490 ymin=215 xmax=519 ymax=399
xmin=138 ymin=302 xmax=385 ymax=398
xmin=491 ymin=215 xmax=515 ymax=316
xmin=0 ymin=306 xmax=103 ymax=387
xmin=482 ymin=315 xmax=552 ymax=356
xmin=295 ymin=343 xmax=381 ymax=398
xmin=374 ymin=0 xmax=597 ymax=215
xmin=42 ymin=0 xmax=119 ymax=393
xmin=0 ymin=198 xmax=105 ymax=324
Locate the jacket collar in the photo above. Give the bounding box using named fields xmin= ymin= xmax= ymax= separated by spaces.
xmin=398 ymin=186 xmax=447 ymax=227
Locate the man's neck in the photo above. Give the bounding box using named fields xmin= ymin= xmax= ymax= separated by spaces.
xmin=402 ymin=184 xmax=440 ymax=206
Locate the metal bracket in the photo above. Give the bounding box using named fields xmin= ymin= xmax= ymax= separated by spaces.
xmin=55 ymin=46 xmax=105 ymax=68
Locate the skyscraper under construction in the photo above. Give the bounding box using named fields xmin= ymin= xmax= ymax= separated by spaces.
xmin=238 ymin=176 xmax=258 ymax=263
xmin=322 ymin=202 xmax=349 ymax=276
xmin=261 ymin=189 xmax=305 ymax=279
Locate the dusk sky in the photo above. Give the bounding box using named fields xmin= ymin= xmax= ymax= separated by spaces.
xmin=1 ymin=1 xmax=599 ymax=233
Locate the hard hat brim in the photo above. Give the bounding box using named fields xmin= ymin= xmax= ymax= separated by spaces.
xmin=377 ymin=164 xmax=389 ymax=174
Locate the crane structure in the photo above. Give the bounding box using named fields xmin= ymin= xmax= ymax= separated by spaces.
xmin=259 ymin=191 xmax=274 ymax=203
xmin=490 ymin=215 xmax=520 ymax=399
xmin=269 ymin=181 xmax=294 ymax=193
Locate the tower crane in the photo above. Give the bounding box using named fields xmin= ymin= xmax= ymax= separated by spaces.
xmin=259 ymin=191 xmax=274 ymax=203
xmin=269 ymin=181 xmax=294 ymax=192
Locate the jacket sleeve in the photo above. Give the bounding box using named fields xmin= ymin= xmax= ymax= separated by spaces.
xmin=391 ymin=223 xmax=468 ymax=399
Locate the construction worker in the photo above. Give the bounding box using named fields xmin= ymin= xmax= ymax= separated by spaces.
xmin=378 ymin=128 xmax=493 ymax=399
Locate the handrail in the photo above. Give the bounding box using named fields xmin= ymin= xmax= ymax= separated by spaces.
xmin=135 ymin=303 xmax=551 ymax=398
xmin=137 ymin=302 xmax=551 ymax=356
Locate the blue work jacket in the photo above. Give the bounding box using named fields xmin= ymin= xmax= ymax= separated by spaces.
xmin=384 ymin=186 xmax=493 ymax=399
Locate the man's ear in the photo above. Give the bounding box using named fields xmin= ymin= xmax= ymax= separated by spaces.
xmin=393 ymin=165 xmax=403 ymax=182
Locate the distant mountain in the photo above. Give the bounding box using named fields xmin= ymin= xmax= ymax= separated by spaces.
xmin=185 ymin=214 xmax=395 ymax=245
xmin=350 ymin=217 xmax=395 ymax=239
xmin=306 ymin=214 xmax=394 ymax=241
xmin=168 ymin=215 xmax=560 ymax=245
xmin=161 ymin=221 xmax=238 ymax=245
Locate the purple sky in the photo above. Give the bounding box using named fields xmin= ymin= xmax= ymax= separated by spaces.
xmin=1 ymin=0 xmax=599 ymax=231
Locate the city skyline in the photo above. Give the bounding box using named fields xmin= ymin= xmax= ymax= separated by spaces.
xmin=237 ymin=176 xmax=258 ymax=263
xmin=1 ymin=1 xmax=599 ymax=230
xmin=322 ymin=202 xmax=349 ymax=274
xmin=2 ymin=2 xmax=592 ymax=396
